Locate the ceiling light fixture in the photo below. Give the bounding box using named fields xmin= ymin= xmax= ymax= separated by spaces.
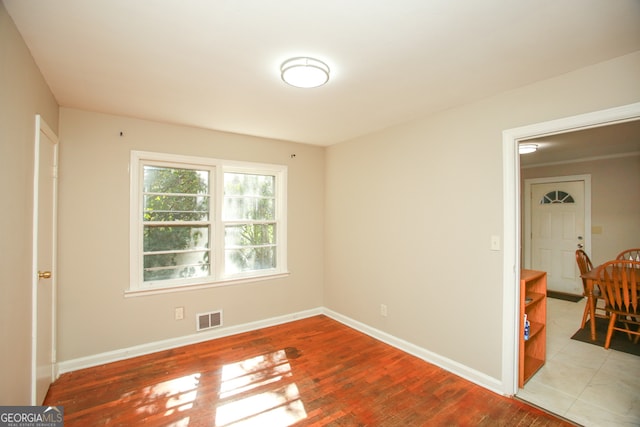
xmin=519 ymin=143 xmax=538 ymax=154
xmin=281 ymin=57 xmax=330 ymax=88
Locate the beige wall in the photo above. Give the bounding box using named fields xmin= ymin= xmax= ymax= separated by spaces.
xmin=324 ymin=51 xmax=640 ymax=380
xmin=56 ymin=109 xmax=324 ymax=361
xmin=522 ymin=155 xmax=640 ymax=266
xmin=0 ymin=3 xmax=59 ymax=404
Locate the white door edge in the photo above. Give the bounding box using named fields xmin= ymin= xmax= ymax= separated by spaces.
xmin=501 ymin=101 xmax=640 ymax=396
xmin=31 ymin=114 xmax=59 ymax=405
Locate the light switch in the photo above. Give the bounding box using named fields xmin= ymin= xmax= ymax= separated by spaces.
xmin=491 ymin=235 xmax=501 ymax=251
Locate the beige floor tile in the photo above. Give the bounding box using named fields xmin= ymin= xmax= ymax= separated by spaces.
xmin=566 ymin=398 xmax=640 ymax=427
xmin=518 ymin=377 xmax=577 ymax=417
xmin=518 ymin=297 xmax=640 ymax=427
xmin=530 ymin=356 xmax=594 ymax=397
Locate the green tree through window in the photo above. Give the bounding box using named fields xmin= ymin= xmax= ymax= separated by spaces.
xmin=143 ymin=165 xmax=210 ymax=281
xmin=224 ymin=173 xmax=277 ymax=274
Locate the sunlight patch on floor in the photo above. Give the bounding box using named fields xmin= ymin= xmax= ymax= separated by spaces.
xmin=132 ymin=372 xmax=200 ymax=426
xmin=215 ymin=349 xmax=307 ymax=427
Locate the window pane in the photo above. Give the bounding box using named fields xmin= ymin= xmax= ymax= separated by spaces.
xmin=225 ymin=247 xmax=276 ymax=274
xmin=144 ymin=165 xmax=209 ymax=194
xmin=144 ymin=225 xmax=209 ymax=252
xmin=224 ymin=173 xmax=274 ymax=197
xmin=144 ymin=194 xmax=209 ymax=221
xmin=223 ymin=173 xmax=275 ymax=220
xmin=144 ymin=251 xmax=210 ymax=281
xmin=225 ymin=224 xmax=275 ymax=246
xmin=223 ymin=197 xmax=275 ymax=220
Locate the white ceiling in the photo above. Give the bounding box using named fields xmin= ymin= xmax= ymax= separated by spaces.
xmin=520 ymin=120 xmax=640 ymax=167
xmin=4 ymin=0 xmax=640 ymax=146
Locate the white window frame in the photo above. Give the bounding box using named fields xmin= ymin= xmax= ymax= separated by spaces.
xmin=128 ymin=151 xmax=288 ymax=296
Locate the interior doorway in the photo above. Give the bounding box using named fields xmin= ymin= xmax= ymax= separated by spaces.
xmin=500 ymin=101 xmax=640 ymax=397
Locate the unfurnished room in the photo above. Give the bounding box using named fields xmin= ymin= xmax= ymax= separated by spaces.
xmin=1 ymin=1 xmax=639 ymax=426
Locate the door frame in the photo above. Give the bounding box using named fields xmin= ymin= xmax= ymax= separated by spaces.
xmin=31 ymin=114 xmax=59 ymax=404
xmin=500 ymin=101 xmax=640 ymax=396
xmin=523 ymin=175 xmax=592 ymax=273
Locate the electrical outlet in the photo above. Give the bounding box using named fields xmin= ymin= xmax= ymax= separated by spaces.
xmin=380 ymin=304 xmax=388 ymax=317
xmin=175 ymin=307 xmax=184 ymax=320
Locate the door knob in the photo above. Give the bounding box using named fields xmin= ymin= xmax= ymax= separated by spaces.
xmin=38 ymin=271 xmax=52 ymax=279
xmin=577 ymin=243 xmax=584 ymax=249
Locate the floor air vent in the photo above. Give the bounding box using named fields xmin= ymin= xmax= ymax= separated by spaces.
xmin=196 ymin=310 xmax=223 ymax=331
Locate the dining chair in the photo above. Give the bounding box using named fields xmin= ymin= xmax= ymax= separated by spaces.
xmin=616 ymin=248 xmax=640 ymax=262
xmin=575 ymin=249 xmax=608 ymax=329
xmin=596 ymin=259 xmax=640 ymax=349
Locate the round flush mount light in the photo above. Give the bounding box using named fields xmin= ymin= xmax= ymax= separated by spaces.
xmin=281 ymin=57 xmax=330 ymax=88
xmin=519 ymin=143 xmax=538 ymax=154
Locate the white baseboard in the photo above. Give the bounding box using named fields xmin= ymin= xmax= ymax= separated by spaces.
xmin=322 ymin=308 xmax=504 ymax=395
xmin=57 ymin=307 xmax=322 ymax=375
xmin=57 ymin=306 xmax=504 ymax=396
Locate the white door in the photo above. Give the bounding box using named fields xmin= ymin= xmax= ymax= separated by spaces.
xmin=31 ymin=115 xmax=58 ymax=404
xmin=528 ymin=180 xmax=586 ymax=295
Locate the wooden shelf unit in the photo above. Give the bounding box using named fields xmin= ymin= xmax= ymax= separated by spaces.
xmin=519 ymin=269 xmax=547 ymax=388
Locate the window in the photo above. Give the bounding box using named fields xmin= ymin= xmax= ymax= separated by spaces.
xmin=129 ymin=151 xmax=287 ymax=295
xmin=539 ymin=190 xmax=575 ymax=204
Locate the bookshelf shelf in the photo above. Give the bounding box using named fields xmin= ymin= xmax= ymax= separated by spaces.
xmin=519 ymin=269 xmax=547 ymax=388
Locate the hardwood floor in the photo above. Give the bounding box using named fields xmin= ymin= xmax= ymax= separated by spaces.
xmin=45 ymin=315 xmax=574 ymax=426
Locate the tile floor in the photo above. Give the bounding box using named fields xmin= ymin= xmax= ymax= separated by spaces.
xmin=517 ymin=297 xmax=640 ymax=427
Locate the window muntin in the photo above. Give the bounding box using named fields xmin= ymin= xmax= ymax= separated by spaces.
xmin=130 ymin=151 xmax=287 ymax=294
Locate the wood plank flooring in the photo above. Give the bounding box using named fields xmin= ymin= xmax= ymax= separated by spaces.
xmin=44 ymin=315 xmax=574 ymax=426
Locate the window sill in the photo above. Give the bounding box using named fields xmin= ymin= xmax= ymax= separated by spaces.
xmin=124 ymin=271 xmax=291 ymax=298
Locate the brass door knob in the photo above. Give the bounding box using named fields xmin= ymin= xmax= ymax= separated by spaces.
xmin=38 ymin=271 xmax=52 ymax=279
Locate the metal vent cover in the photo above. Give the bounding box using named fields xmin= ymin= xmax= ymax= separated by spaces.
xmin=196 ymin=310 xmax=223 ymax=332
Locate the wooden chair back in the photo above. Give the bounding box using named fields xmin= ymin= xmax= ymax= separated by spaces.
xmin=595 ymin=259 xmax=640 ymax=349
xmin=616 ymin=248 xmax=640 ymax=262
xmin=575 ymin=249 xmax=593 ymax=285
xmin=576 ymin=249 xmax=607 ymax=329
